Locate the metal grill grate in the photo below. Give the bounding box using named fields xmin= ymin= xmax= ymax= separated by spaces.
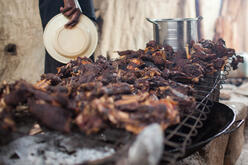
xmin=78 ymin=63 xmax=232 ymax=165
xmin=161 ymin=63 xmax=231 ymax=164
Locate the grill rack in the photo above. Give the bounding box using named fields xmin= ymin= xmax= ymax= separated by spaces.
xmin=161 ymin=63 xmax=231 ymax=164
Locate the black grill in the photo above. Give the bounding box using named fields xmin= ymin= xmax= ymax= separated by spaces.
xmin=160 ymin=63 xmax=231 ymax=164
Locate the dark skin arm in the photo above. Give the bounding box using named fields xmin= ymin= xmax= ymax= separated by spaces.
xmin=60 ymin=0 xmax=81 ymax=28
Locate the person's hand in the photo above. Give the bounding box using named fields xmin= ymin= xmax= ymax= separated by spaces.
xmin=60 ymin=0 xmax=81 ymax=28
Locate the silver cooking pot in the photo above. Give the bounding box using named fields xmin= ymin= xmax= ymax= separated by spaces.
xmin=146 ymin=16 xmax=203 ymax=51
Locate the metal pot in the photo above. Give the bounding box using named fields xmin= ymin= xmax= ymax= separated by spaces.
xmin=146 ymin=16 xmax=203 ymax=51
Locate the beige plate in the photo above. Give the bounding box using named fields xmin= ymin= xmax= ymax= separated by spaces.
xmin=43 ymin=14 xmax=98 ymax=64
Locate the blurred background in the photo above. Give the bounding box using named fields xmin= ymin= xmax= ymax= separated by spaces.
xmin=0 ymin=0 xmax=247 ymax=83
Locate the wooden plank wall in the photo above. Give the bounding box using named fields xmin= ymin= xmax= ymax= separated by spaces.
xmin=214 ymin=0 xmax=248 ymax=52
xmin=0 ymin=0 xmax=247 ymax=83
xmin=199 ymin=0 xmax=222 ymax=40
xmin=93 ymin=0 xmax=196 ymax=58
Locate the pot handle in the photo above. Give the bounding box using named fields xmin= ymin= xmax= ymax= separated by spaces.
xmin=146 ymin=18 xmax=161 ymax=29
xmin=224 ymin=119 xmax=245 ymax=135
xmin=197 ymin=16 xmax=203 ymax=21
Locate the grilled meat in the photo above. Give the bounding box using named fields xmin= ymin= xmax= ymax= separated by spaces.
xmin=0 ymin=39 xmax=243 ymax=135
